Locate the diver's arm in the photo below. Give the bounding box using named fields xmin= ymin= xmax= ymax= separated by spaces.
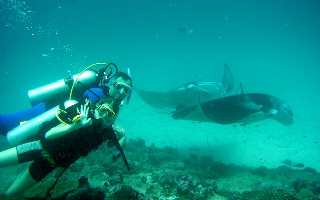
xmin=45 ymin=123 xmax=75 ymax=140
xmin=45 ymin=120 xmax=92 ymax=140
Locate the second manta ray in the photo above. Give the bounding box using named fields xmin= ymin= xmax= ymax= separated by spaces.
xmin=172 ymin=93 xmax=293 ymax=126
xmin=136 ymin=64 xmax=234 ymax=109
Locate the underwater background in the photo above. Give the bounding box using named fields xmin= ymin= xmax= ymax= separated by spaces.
xmin=0 ymin=0 xmax=320 ymax=199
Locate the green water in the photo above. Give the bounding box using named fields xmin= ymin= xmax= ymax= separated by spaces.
xmin=0 ymin=0 xmax=319 ymax=170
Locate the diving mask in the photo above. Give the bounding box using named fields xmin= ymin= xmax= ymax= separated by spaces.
xmin=113 ymin=82 xmax=132 ymax=95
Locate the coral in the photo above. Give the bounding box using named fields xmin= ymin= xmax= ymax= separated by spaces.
xmin=292 ymin=178 xmax=308 ymax=192
xmin=112 ymin=185 xmax=145 ymax=200
xmin=157 ymin=170 xmax=178 ymax=188
xmin=236 ymin=189 xmax=297 ymax=200
xmin=310 ymin=180 xmax=320 ymax=195
xmin=296 ymin=188 xmax=315 ymax=200
xmin=176 ymin=175 xmax=195 ymax=196
xmin=251 ymin=166 xmax=269 ymax=177
xmin=4 ymin=138 xmax=320 ymax=200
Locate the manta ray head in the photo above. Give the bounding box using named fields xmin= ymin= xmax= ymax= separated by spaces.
xmin=270 ymin=98 xmax=294 ymax=125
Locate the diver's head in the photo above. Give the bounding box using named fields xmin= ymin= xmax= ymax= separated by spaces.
xmin=270 ymin=98 xmax=294 ymax=125
xmin=108 ymin=72 xmax=133 ymax=103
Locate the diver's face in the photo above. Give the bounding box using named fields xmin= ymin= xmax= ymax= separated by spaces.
xmin=109 ymin=77 xmax=132 ymax=102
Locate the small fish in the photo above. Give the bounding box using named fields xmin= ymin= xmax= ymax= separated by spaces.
xmin=177 ymin=25 xmax=194 ymax=35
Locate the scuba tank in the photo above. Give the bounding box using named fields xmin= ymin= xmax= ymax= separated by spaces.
xmin=7 ymin=63 xmax=119 ymax=146
xmin=28 ymin=70 xmax=97 ymax=107
xmin=7 ymin=99 xmax=80 ymax=146
xmin=7 ymin=106 xmax=58 ymax=145
xmin=28 ymin=63 xmax=119 ymax=107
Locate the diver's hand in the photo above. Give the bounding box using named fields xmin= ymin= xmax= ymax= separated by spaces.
xmin=77 ymin=100 xmax=92 ymax=127
xmin=46 ymin=100 xmax=92 ymax=140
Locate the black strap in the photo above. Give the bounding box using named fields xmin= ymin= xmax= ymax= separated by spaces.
xmin=114 ymin=138 xmax=130 ymax=171
xmin=46 ymin=167 xmax=67 ymax=200
xmin=104 ymin=127 xmax=130 ymax=171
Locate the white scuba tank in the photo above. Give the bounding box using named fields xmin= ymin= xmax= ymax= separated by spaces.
xmin=7 ymin=99 xmax=79 ymax=146
xmin=28 ymin=70 xmax=98 ymax=106
xmin=7 ymin=106 xmax=58 ymax=145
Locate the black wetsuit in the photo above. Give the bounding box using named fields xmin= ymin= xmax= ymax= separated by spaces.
xmin=28 ymin=119 xmax=114 ymax=181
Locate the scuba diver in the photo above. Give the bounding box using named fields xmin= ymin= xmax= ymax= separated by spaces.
xmin=0 ymin=63 xmax=133 ymax=198
xmin=0 ymin=62 xmax=117 ymax=137
xmin=0 ymin=63 xmax=131 ymax=145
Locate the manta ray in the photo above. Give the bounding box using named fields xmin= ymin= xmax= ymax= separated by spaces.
xmin=136 ymin=64 xmax=234 ymax=109
xmin=172 ymin=93 xmax=294 ymax=126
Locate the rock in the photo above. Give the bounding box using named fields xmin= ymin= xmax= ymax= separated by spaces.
xmin=109 ymin=174 xmax=124 ymax=185
xmin=63 ymin=176 xmax=105 ymax=200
